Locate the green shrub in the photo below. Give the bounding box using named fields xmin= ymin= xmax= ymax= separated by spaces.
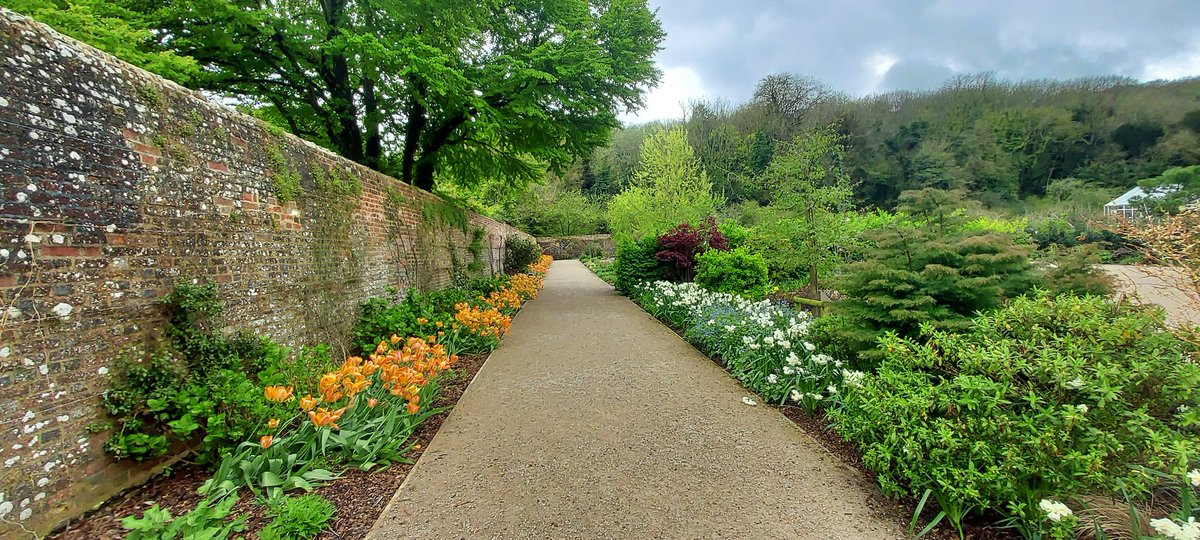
xmin=716 ymin=219 xmax=750 ymax=249
xmin=504 ymin=235 xmax=541 ymax=274
xmin=821 ymin=227 xmax=1037 ymax=364
xmin=694 ymin=247 xmax=769 ymax=298
xmin=613 ymin=237 xmax=665 ymax=295
xmin=102 ymin=283 xmax=300 ymax=464
xmin=831 ymin=293 xmax=1200 ymax=534
xmin=1037 ymin=245 xmax=1115 ymax=297
xmin=122 ymin=494 xmax=245 ymax=540
xmin=582 ymin=256 xmax=616 ymax=284
xmin=260 ymin=494 xmax=336 ymax=540
xmin=353 ymin=288 xmax=474 ymax=354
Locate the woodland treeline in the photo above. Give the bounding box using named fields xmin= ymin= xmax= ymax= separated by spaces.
xmin=571 ymin=73 xmax=1200 ymax=214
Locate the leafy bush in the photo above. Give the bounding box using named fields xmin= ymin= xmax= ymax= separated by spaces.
xmin=504 ymin=235 xmax=541 ymax=274
xmin=830 ymin=293 xmax=1200 ymax=534
xmin=260 ymin=494 xmax=335 ymax=540
xmin=717 ymin=219 xmax=750 ymax=249
xmin=122 ymin=495 xmax=245 ymax=540
xmin=102 ymin=283 xmax=300 ymax=463
xmin=654 ymin=219 xmax=728 ymax=282
xmin=582 ymin=256 xmax=616 ymax=285
xmin=694 ymin=247 xmax=769 ymax=299
xmin=1037 ymin=245 xmax=1115 ymax=297
xmin=613 ymin=237 xmax=665 ymax=295
xmin=821 ymin=227 xmax=1038 ymax=364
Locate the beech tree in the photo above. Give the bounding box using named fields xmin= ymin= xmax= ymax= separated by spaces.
xmin=17 ymin=0 xmax=665 ymax=192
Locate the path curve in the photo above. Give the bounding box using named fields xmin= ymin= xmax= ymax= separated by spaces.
xmin=368 ymin=260 xmax=903 ymax=539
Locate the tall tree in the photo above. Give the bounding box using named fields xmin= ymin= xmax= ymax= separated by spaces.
xmin=21 ymin=0 xmax=665 ymax=193
xmin=606 ymin=128 xmax=723 ymax=242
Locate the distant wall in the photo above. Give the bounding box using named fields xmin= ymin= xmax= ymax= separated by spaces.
xmin=536 ymin=234 xmax=614 ymax=260
xmin=0 ymin=10 xmax=530 ymax=535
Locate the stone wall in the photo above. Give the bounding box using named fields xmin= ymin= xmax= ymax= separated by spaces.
xmin=536 ymin=234 xmax=614 ymax=260
xmin=0 ymin=10 xmax=530 ymax=536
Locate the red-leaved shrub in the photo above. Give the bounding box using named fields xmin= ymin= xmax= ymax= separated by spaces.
xmin=655 ymin=218 xmax=728 ymax=282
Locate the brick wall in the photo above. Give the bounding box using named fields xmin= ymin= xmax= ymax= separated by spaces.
xmin=536 ymin=234 xmax=615 ymax=260
xmin=0 ymin=10 xmax=531 ymax=536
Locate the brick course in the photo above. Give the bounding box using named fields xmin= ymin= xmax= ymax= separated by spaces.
xmin=0 ymin=9 xmax=530 ymax=536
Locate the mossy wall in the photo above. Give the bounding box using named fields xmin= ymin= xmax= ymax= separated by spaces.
xmin=0 ymin=10 xmax=530 ymax=536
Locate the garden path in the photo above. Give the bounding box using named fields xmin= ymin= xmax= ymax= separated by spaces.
xmin=368 ymin=260 xmax=903 ymax=539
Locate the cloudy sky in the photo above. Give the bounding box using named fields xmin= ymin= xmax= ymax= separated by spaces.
xmin=621 ymin=0 xmax=1200 ymax=122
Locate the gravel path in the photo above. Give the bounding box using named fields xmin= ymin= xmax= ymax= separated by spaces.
xmin=368 ymin=260 xmax=904 ymax=539
xmin=1102 ymin=264 xmax=1200 ymax=326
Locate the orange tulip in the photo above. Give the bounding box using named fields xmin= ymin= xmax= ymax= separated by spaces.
xmin=367 ymin=398 xmax=378 ymax=408
xmin=264 ymin=386 xmax=294 ymax=403
xmin=308 ymin=407 xmax=346 ymax=429
xmin=267 ymin=418 xmax=279 ymax=429
xmin=260 ymin=435 xmax=273 ymax=449
xmin=406 ymin=402 xmax=420 ymax=414
xmin=299 ymin=395 xmax=318 ymax=411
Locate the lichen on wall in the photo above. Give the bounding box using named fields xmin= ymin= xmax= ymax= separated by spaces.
xmin=0 ymin=9 xmax=532 ymax=536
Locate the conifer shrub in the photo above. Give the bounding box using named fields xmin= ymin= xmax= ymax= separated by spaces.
xmin=818 ymin=227 xmax=1038 ymax=364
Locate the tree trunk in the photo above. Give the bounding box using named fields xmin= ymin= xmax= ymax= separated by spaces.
xmin=400 ymin=90 xmax=428 ymax=186
xmin=363 ymin=76 xmax=382 ymax=169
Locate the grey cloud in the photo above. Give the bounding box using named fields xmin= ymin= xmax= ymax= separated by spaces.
xmin=646 ymin=0 xmax=1200 ymax=101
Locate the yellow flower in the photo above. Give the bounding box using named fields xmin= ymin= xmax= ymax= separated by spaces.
xmin=299 ymin=395 xmax=318 ymax=411
xmin=267 ymin=418 xmax=279 ymax=429
xmin=264 ymin=386 xmax=294 ymax=402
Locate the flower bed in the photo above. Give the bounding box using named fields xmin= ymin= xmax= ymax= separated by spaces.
xmin=631 ymin=281 xmax=863 ymax=413
xmin=53 ymin=255 xmax=553 ymax=539
xmin=624 ymin=274 xmax=1200 ymax=540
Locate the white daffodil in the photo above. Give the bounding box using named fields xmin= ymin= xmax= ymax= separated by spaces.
xmin=1150 ymin=517 xmax=1199 ymax=540
xmin=1188 ymin=469 xmax=1200 ymax=487
xmin=1038 ymin=499 xmax=1073 ymax=523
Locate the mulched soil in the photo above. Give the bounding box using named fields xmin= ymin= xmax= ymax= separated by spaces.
xmin=50 ymin=352 xmax=490 ymax=540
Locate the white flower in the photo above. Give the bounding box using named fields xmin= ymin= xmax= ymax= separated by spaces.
xmin=809 ymin=393 xmax=823 ymax=401
xmin=1180 ymin=404 xmax=1191 ymax=413
xmin=1065 ymin=377 xmax=1085 ymax=389
xmin=1150 ymin=516 xmax=1199 ymax=540
xmin=812 ymin=354 xmax=829 ymax=366
xmin=1188 ymin=469 xmax=1200 ymax=487
xmin=749 ymin=343 xmax=761 ymax=350
xmin=725 ymin=325 xmax=735 ymax=332
xmin=741 ymin=396 xmax=757 ymax=406
xmin=779 ymin=340 xmax=791 ymax=349
xmin=782 ymin=366 xmax=795 ymax=375
xmin=842 ymin=370 xmax=865 ymax=388
xmin=786 ymin=352 xmax=800 ymax=366
xmin=767 ymin=374 xmax=778 ymax=384
xmin=827 ymin=385 xmax=838 ymax=395
xmin=1075 ymin=404 xmax=1088 ymax=414
xmin=803 ymin=342 xmax=816 ymax=352
xmin=790 ymin=389 xmax=803 ymax=403
xmin=1038 ymin=499 xmax=1073 ymax=522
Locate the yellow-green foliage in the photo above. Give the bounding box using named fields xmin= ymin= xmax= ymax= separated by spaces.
xmin=606 ymin=128 xmax=723 ymax=242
